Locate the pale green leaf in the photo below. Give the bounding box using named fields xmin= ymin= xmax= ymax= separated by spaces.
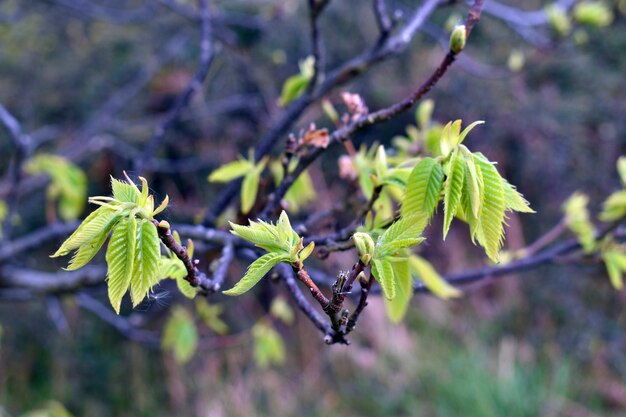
xmin=65 ymin=216 xmax=118 ymax=271
xmin=278 ymin=74 xmax=310 ymax=107
xmin=52 ymin=206 xmax=121 ymax=257
xmin=176 ymin=276 xmax=198 ymax=299
xmin=130 ymin=219 xmax=161 ymax=307
xmin=270 ymin=297 xmax=295 ymax=325
xmin=503 ymin=180 xmax=534 ymax=213
xmin=443 ymin=149 xmax=466 ymax=239
xmin=111 ymin=177 xmax=138 ymax=203
xmin=162 ymin=306 xmax=198 ymax=364
xmin=402 ymin=157 xmax=444 ymax=222
xmin=298 ymin=241 xmax=315 ymax=262
xmin=602 ymin=251 xmax=625 ymax=290
xmin=410 ymin=255 xmax=461 ymax=299
xmin=196 ymin=300 xmax=228 ymax=335
xmin=241 ymin=170 xmax=260 ymax=214
xmin=208 ymin=159 xmax=252 ymax=183
xmin=383 ymin=260 xmax=413 ymax=323
xmin=252 ymin=321 xmax=286 ymax=368
xmin=378 ymin=238 xmax=425 ymax=258
xmin=618 ymin=156 xmax=626 ymax=186
xmin=456 ymin=120 xmax=484 ymax=146
xmin=372 ymin=258 xmax=396 ymax=300
xmin=562 ymin=192 xmax=596 ymax=253
xmin=230 ymin=220 xmax=289 ymax=253
xmin=377 ymin=215 xmax=427 ymax=257
xmin=474 ymin=154 xmax=506 ymax=262
xmin=463 ymin=149 xmax=483 ymax=219
xmin=105 ymin=217 xmax=137 ymax=314
xmin=600 ymin=190 xmax=626 ymax=222
xmin=223 ymin=252 xmax=290 ymax=296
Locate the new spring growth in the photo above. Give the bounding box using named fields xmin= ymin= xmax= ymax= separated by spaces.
xmin=353 ymin=232 xmax=375 ymax=265
xmin=449 ymin=25 xmax=467 ymax=54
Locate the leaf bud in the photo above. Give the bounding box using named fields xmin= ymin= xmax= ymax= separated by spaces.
xmin=449 ymin=25 xmax=467 ymax=54
xmin=352 ymin=232 xmax=376 ymax=265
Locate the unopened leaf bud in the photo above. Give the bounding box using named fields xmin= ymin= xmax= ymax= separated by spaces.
xmin=352 ymin=232 xmax=376 ymax=265
xmin=449 ymin=25 xmax=467 ymax=54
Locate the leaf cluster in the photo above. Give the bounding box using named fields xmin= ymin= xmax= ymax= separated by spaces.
xmin=402 ymin=120 xmax=533 ymax=262
xmin=225 ymin=211 xmax=314 ymax=296
xmin=52 ymin=174 xmax=169 ymax=313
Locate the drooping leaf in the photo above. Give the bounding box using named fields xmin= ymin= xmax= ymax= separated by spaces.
xmin=463 ymin=149 xmax=483 ymax=219
xmin=443 ymin=149 xmax=466 ymax=239
xmin=130 ymin=219 xmax=161 ymax=306
xmin=162 ymin=306 xmax=198 ymax=364
xmin=240 ymin=170 xmax=260 ymax=214
xmin=383 ymin=260 xmax=413 ymax=323
xmin=474 ymin=154 xmax=506 ymax=262
xmin=602 ymin=250 xmax=626 ymax=290
xmin=402 ymin=157 xmax=444 ymax=222
xmin=252 ymin=321 xmax=286 ymax=368
xmin=223 ymin=252 xmax=290 ymax=296
xmin=503 ymin=180 xmax=534 ymax=213
xmin=65 ymin=214 xmax=119 ymax=271
xmin=52 ymin=206 xmax=121 ymax=258
xmin=372 ymin=258 xmax=396 ymax=300
xmin=410 ymin=255 xmax=461 ymax=299
xmin=105 ymin=217 xmax=137 ymax=314
xmin=208 ymin=159 xmax=252 ymax=183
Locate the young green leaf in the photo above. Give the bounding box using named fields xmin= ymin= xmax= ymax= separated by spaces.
xmin=208 ymin=159 xmax=252 ymax=183
xmin=52 ymin=206 xmax=121 ymax=258
xmin=463 ymin=149 xmax=483 ymax=219
xmin=474 ymin=155 xmax=506 ymax=262
xmin=383 ymin=259 xmax=413 ymax=323
xmin=600 ymin=190 xmax=626 ymax=222
xmin=503 ymin=180 xmax=534 ymax=213
xmin=410 ymin=255 xmax=461 ymax=299
xmin=130 ymin=219 xmax=161 ymax=306
xmin=602 ymin=250 xmax=626 ymax=290
xmin=223 ymin=252 xmax=290 ymax=296
xmin=402 ymin=157 xmax=444 ymax=222
xmin=562 ymin=192 xmax=596 ymax=253
xmin=162 ymin=307 xmax=198 ymax=364
xmin=241 ymin=170 xmax=260 ymax=214
xmin=111 ymin=177 xmax=138 ymax=203
xmin=443 ymin=149 xmax=466 ymax=239
xmin=377 ymin=215 xmax=427 ymax=258
xmin=372 ymin=258 xmax=396 ymax=300
xmin=106 ymin=217 xmax=137 ymax=314
xmin=65 ymin=215 xmax=120 ymax=271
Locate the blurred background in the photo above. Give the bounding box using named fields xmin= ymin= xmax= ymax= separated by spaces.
xmin=1 ymin=0 xmax=626 ymax=416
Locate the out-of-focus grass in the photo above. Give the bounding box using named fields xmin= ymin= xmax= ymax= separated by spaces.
xmin=2 ymin=297 xmax=623 ymax=417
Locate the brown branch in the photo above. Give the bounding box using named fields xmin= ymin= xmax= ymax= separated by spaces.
xmin=152 ymin=219 xmax=215 ymax=292
xmin=202 ymin=0 xmax=444 ymax=226
xmin=259 ymin=0 xmax=486 ymax=219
